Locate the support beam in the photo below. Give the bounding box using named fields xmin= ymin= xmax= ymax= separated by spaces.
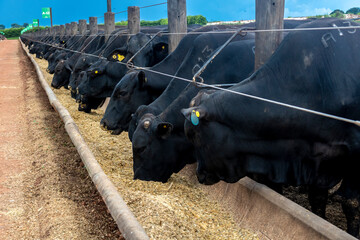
xmin=89 ymin=17 xmax=98 ymax=35
xmin=128 ymin=6 xmax=140 ymax=35
xmin=104 ymin=12 xmax=115 ymax=41
xmin=255 ymin=0 xmax=285 ymax=70
xmin=79 ymin=20 xmax=87 ymax=35
xmin=167 ymin=0 xmax=187 ymax=53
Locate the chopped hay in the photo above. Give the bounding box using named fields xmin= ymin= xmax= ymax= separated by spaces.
xmin=34 ymin=56 xmax=258 ymax=240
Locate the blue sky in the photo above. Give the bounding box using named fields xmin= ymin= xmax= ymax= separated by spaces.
xmin=0 ymin=0 xmax=358 ymax=28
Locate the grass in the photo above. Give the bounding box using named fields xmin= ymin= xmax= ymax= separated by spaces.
xmin=6 ymin=37 xmax=19 ymax=40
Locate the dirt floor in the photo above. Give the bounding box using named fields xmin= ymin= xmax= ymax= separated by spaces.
xmin=0 ymin=40 xmax=122 ymax=239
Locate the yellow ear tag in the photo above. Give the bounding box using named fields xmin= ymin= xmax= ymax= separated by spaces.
xmin=196 ymin=111 xmax=200 ymax=117
xmin=112 ymin=54 xmax=117 ymax=59
xmin=95 ymin=70 xmax=98 ymax=74
xmin=163 ymin=125 xmax=167 ymax=128
xmin=144 ymin=77 xmax=147 ymax=83
xmin=162 ymin=45 xmax=165 ymax=50
xmin=118 ymin=54 xmax=125 ymax=61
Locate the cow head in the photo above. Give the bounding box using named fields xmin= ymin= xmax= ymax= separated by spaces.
xmin=69 ymin=56 xmax=96 ymax=99
xmin=51 ymin=60 xmax=72 ymax=89
xmin=77 ymin=59 xmax=112 ymax=98
xmin=77 ymin=95 xmax=106 ymax=113
xmin=127 ymin=33 xmax=168 ymax=67
xmin=132 ymin=113 xmax=194 ymax=182
xmin=100 ymin=70 xmax=160 ymax=135
xmin=47 ymin=52 xmax=68 ymax=75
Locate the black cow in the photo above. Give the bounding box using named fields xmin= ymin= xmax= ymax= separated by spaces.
xmin=131 ymin=40 xmax=255 ymax=182
xmin=126 ymin=19 xmax=312 ymax=140
xmin=50 ymin=32 xmax=107 ymax=90
xmin=99 ymin=29 xmax=205 ymax=134
xmin=99 ymin=24 xmax=257 ymax=134
xmin=182 ymin=19 xmax=360 ymax=237
xmin=127 ymin=31 xmax=256 ymax=141
xmin=77 ymin=32 xmax=169 ymax=104
xmin=47 ymin=50 xmax=69 ymax=74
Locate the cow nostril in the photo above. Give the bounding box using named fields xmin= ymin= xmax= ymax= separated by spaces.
xmin=196 ymin=172 xmax=207 ymax=184
xmin=100 ymin=120 xmax=109 ymax=131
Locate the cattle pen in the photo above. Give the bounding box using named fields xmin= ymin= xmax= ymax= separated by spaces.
xmin=2 ymin=0 xmax=360 ymax=239
xmin=19 ymin=42 xmax=358 ymax=240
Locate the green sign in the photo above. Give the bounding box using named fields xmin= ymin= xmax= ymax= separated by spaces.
xmin=33 ymin=19 xmax=39 ymax=27
xmin=42 ymin=7 xmax=51 ymax=18
xmin=0 ymin=31 xmax=4 ymax=35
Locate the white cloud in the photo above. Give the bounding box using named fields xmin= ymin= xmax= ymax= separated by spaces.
xmin=285 ymin=7 xmax=332 ymax=17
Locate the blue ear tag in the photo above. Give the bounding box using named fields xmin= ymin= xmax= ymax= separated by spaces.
xmin=191 ymin=110 xmax=200 ymax=126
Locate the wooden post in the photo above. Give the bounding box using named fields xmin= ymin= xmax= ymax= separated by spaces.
xmin=71 ymin=21 xmax=78 ymax=36
xmin=59 ymin=25 xmax=65 ymax=37
xmin=167 ymin=0 xmax=187 ymax=53
xmin=104 ymin=12 xmax=115 ymax=41
xmin=50 ymin=7 xmax=53 ymax=28
xmin=255 ymin=0 xmax=285 ymax=70
xmin=51 ymin=26 xmax=56 ymax=40
xmin=89 ymin=17 xmax=98 ymax=35
xmin=107 ymin=0 xmax=112 ymax=12
xmin=79 ymin=20 xmax=87 ymax=35
xmin=128 ymin=6 xmax=140 ymax=35
xmin=65 ymin=23 xmax=71 ymax=36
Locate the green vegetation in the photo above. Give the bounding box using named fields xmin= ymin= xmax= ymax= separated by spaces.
xmin=2 ymin=26 xmax=48 ymax=38
xmin=6 ymin=37 xmax=20 ymax=40
xmin=306 ymin=7 xmax=360 ymax=19
xmin=115 ymin=15 xmax=207 ymax=27
xmin=11 ymin=23 xmax=22 ymax=28
xmin=346 ymin=7 xmax=360 ymax=14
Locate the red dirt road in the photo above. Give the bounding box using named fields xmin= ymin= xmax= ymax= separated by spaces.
xmin=0 ymin=40 xmax=27 ymax=235
xmin=0 ymin=40 xmax=121 ymax=239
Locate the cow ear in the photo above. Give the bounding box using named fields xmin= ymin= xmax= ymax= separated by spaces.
xmin=107 ymin=48 xmax=126 ymax=62
xmin=138 ymin=71 xmax=147 ymax=88
xmin=153 ymin=42 xmax=168 ymax=53
xmin=181 ymin=107 xmax=206 ymax=126
xmin=156 ymin=122 xmax=173 ymax=139
xmin=64 ymin=61 xmax=72 ymax=72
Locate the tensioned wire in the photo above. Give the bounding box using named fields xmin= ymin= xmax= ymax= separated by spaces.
xmin=28 ymin=25 xmax=360 ymax=38
xmin=23 ymin=23 xmax=360 ymax=127
xmin=98 ymin=2 xmax=167 ymax=18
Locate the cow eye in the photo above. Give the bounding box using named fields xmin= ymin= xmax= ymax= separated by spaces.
xmin=116 ymin=91 xmax=127 ymax=98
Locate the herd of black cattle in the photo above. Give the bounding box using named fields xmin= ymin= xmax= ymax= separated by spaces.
xmin=21 ymin=18 xmax=360 ymax=237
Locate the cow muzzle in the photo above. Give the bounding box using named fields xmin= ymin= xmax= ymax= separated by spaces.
xmin=196 ymin=170 xmax=219 ymax=185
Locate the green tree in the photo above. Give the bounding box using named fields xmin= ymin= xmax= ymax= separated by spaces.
xmin=187 ymin=15 xmax=207 ymax=25
xmin=11 ymin=23 xmax=22 ymax=28
xmin=346 ymin=7 xmax=360 ymax=14
xmin=159 ymin=18 xmax=168 ymax=25
xmin=330 ymin=9 xmax=344 ymax=18
xmin=0 ymin=24 xmax=5 ymax=30
xmin=23 ymin=23 xmax=29 ymax=27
